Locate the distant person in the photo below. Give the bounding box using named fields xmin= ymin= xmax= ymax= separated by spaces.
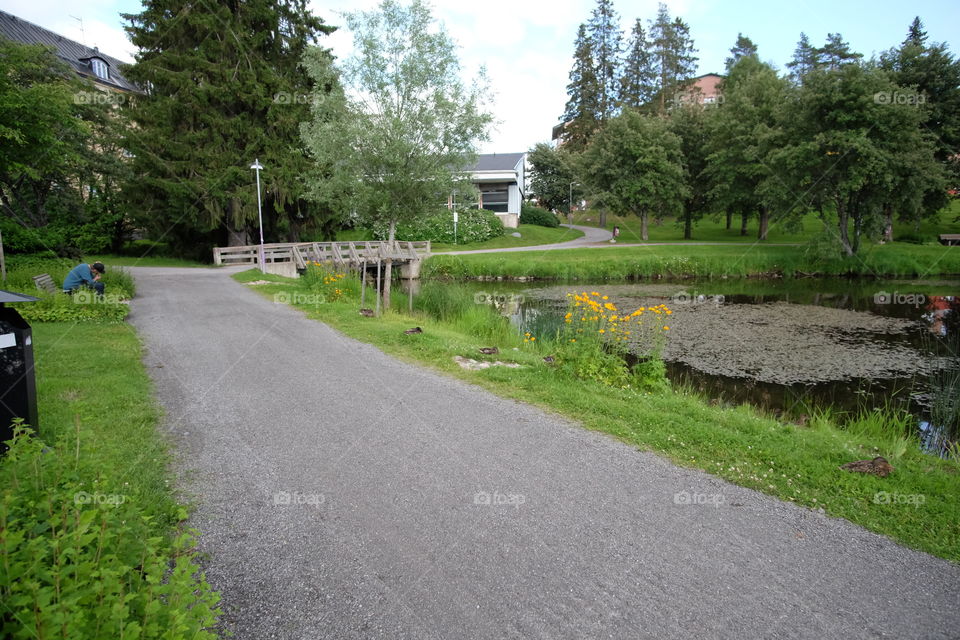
xmin=63 ymin=262 xmax=106 ymax=298
xmin=611 ymin=226 xmax=620 ymax=243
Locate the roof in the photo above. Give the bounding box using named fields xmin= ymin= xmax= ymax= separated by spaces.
xmin=467 ymin=153 xmax=525 ymax=173
xmin=0 ymin=10 xmax=139 ymax=92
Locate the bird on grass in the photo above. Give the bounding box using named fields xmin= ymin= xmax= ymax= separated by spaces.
xmin=404 ymin=327 xmax=423 ymax=334
xmin=359 ymin=308 xmax=375 ymax=317
xmin=543 ymin=356 xmax=555 ymax=364
xmin=839 ymin=456 xmax=894 ymax=477
xmin=478 ymin=347 xmax=499 ymax=355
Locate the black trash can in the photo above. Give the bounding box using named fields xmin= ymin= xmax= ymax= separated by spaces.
xmin=0 ymin=290 xmax=40 ymax=449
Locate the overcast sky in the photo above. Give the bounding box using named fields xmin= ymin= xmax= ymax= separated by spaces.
xmin=3 ymin=0 xmax=958 ymax=153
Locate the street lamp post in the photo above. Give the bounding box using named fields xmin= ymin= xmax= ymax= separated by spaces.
xmin=568 ymin=181 xmax=578 ymax=224
xmin=250 ymin=159 xmax=265 ymax=273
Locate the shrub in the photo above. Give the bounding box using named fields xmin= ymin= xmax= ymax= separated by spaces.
xmin=520 ymin=203 xmax=560 ymax=228
xmin=0 ymin=424 xmax=220 ymax=639
xmin=894 ymin=232 xmax=931 ymax=245
xmin=372 ymin=208 xmax=506 ymax=244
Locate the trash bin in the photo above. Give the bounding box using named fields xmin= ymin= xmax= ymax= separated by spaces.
xmin=0 ymin=289 xmax=40 ymax=450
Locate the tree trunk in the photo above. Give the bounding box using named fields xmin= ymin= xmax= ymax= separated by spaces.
xmin=383 ymin=219 xmax=396 ymax=310
xmin=882 ymin=203 xmax=893 ymax=243
xmin=740 ymin=211 xmax=749 ymax=236
xmin=0 ymin=227 xmax=6 ymax=282
xmin=226 ymin=226 xmax=250 ymax=246
xmin=757 ymin=206 xmax=769 ymax=241
xmin=599 ymin=209 xmax=607 ymax=228
xmin=683 ymin=210 xmax=692 ymax=240
xmin=641 ymin=210 xmax=649 ymax=242
xmin=725 ymin=209 xmax=732 ymax=230
xmin=836 ymin=199 xmax=854 ymax=257
xmin=852 ymin=205 xmax=863 ymax=255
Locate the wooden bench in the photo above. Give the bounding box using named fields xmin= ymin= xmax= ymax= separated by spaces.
xmin=939 ymin=234 xmax=960 ymax=246
xmin=32 ymin=273 xmax=58 ymax=294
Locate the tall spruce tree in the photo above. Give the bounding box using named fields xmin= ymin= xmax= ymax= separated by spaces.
xmin=786 ymin=33 xmax=819 ymax=84
xmin=586 ymin=0 xmax=623 ymax=121
xmin=818 ymin=33 xmax=862 ymax=69
xmin=725 ymin=33 xmax=758 ymax=71
xmin=619 ymin=19 xmax=656 ymax=109
xmin=561 ymin=24 xmax=602 ymax=150
xmin=122 ymin=0 xmax=334 ymax=257
xmin=649 ymin=3 xmax=698 ymax=114
xmin=880 ymin=17 xmax=960 ymax=213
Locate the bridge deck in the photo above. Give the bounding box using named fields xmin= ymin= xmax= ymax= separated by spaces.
xmin=213 ymin=241 xmax=431 ymax=269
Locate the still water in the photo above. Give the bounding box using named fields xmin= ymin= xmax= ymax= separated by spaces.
xmin=421 ymin=277 xmax=960 ymax=453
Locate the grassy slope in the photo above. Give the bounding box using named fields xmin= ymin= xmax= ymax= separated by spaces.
xmin=424 ymin=243 xmax=960 ymax=279
xmin=334 ymin=224 xmax=584 ymax=252
xmin=235 ymin=268 xmax=960 ymax=562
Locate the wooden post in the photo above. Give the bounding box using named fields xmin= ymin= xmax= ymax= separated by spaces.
xmin=375 ymin=259 xmax=381 ymax=316
xmin=408 ymin=280 xmax=413 ymax=313
xmin=360 ymin=260 xmax=366 ymax=307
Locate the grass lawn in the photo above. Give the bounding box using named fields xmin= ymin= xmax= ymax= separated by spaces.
xmin=86 ymin=254 xmax=209 ymax=268
xmin=334 ymin=224 xmax=583 ymax=251
xmin=570 ymin=202 xmax=960 ymax=245
xmin=235 ymin=267 xmax=960 ymax=562
xmin=424 ymin=242 xmax=960 ymax=279
xmin=0 ymin=321 xmax=219 ymax=637
xmin=431 ymin=224 xmax=583 ymax=251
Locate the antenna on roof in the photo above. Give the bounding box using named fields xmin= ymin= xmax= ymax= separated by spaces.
xmin=69 ymin=15 xmax=86 ymax=47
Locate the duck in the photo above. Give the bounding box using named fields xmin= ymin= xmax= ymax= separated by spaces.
xmin=359 ymin=308 xmax=375 ymax=317
xmin=404 ymin=327 xmax=423 ymax=334
xmin=543 ymin=355 xmax=555 ymax=364
xmin=478 ymin=347 xmax=499 ymax=355
xmin=839 ymin=456 xmax=894 ymax=477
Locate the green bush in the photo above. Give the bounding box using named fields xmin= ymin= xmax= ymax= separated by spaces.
xmin=15 ymin=292 xmax=129 ymax=323
xmin=372 ymin=208 xmax=506 ymax=245
xmin=894 ymin=232 xmax=931 ymax=245
xmin=1 ymin=425 xmax=220 ymax=639
xmin=520 ymin=203 xmax=560 ymax=228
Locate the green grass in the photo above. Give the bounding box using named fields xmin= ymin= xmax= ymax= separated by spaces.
xmin=1 ymin=323 xmax=219 ymax=637
xmin=424 ymin=243 xmax=960 ymax=280
xmin=431 ymin=224 xmax=583 ymax=252
xmin=85 ymin=254 xmax=209 ymax=268
xmin=237 ymin=268 xmax=960 ymax=562
xmin=571 ymin=202 xmax=960 ymax=244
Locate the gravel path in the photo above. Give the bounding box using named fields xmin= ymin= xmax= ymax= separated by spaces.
xmin=129 ymin=266 xmax=960 ymax=640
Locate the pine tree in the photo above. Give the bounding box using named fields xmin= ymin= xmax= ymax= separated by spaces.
xmin=586 ymin=0 xmax=623 ymax=121
xmin=786 ymin=33 xmax=819 ymax=84
xmin=649 ymin=3 xmax=698 ymax=114
xmin=122 ymin=0 xmax=334 ymax=256
xmin=818 ymin=33 xmax=862 ymax=70
xmin=619 ymin=19 xmax=656 ymax=109
xmin=725 ymin=33 xmax=758 ymax=71
xmin=561 ymin=24 xmax=601 ymax=150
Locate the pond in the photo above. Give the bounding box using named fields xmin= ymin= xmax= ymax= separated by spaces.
xmin=417 ymin=277 xmax=960 ymax=454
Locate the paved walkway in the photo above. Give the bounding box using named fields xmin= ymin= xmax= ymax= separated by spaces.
xmin=435 ymin=224 xmax=800 ymax=255
xmin=129 ymin=266 xmax=960 ymax=640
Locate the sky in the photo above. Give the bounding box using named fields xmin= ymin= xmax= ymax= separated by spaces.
xmin=3 ymin=0 xmax=959 ymax=154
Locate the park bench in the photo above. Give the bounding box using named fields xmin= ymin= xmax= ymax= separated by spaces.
xmin=938 ymin=234 xmax=960 ymax=246
xmin=32 ymin=274 xmax=58 ymax=294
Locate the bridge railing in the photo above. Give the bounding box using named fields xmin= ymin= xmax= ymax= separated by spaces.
xmin=213 ymin=241 xmax=431 ymax=267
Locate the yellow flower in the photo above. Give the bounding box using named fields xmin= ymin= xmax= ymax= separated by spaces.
xmin=602 ymin=295 xmax=609 ymax=300
xmin=598 ymin=329 xmax=605 ymax=334
xmin=570 ymin=339 xmax=577 ymax=343
xmin=663 ymin=326 xmax=670 ymax=331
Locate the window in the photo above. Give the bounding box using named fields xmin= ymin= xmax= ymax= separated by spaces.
xmin=90 ymin=58 xmax=109 ymax=80
xmin=479 ymin=183 xmax=510 ymax=213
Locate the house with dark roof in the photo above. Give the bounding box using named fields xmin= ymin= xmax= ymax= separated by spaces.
xmin=0 ymin=10 xmax=139 ymax=96
xmin=465 ymin=152 xmax=526 ymax=228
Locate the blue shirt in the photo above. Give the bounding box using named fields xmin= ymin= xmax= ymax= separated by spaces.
xmin=62 ymin=264 xmax=96 ymax=291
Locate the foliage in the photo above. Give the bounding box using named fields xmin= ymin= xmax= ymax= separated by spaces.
xmin=648 ymin=3 xmax=698 ymax=114
xmin=585 ymin=0 xmax=623 ymax=122
xmin=579 ymin=110 xmax=688 ymax=240
xmin=619 ymin=18 xmax=655 ymax=109
xmin=561 ymin=24 xmax=602 ymax=151
xmin=301 ymin=263 xmax=358 ymax=303
xmin=0 ymin=322 xmax=222 ymax=637
xmin=527 ymin=143 xmax=580 ymax=214
xmin=122 ymin=0 xmax=335 ymax=255
xmin=520 ymin=203 xmax=560 ymax=228
xmin=370 ymin=208 xmax=505 ymax=245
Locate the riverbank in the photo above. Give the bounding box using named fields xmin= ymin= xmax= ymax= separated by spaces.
xmin=236 ymin=268 xmax=960 ymax=562
xmin=423 ymin=243 xmax=960 ymax=280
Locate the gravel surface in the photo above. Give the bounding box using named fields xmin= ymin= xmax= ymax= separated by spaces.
xmin=129 ymin=266 xmax=960 ymax=640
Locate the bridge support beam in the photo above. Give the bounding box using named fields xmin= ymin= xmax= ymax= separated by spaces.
xmin=399 ymin=258 xmax=422 ymax=280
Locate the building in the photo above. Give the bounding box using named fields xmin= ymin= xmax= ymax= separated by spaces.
xmin=465 ymin=152 xmax=526 ymax=228
xmin=0 ymin=10 xmax=138 ymax=96
xmin=677 ymin=73 xmax=724 ymax=105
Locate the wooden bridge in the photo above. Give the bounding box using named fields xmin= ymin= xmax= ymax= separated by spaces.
xmin=213 ymin=241 xmax=431 ymax=278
